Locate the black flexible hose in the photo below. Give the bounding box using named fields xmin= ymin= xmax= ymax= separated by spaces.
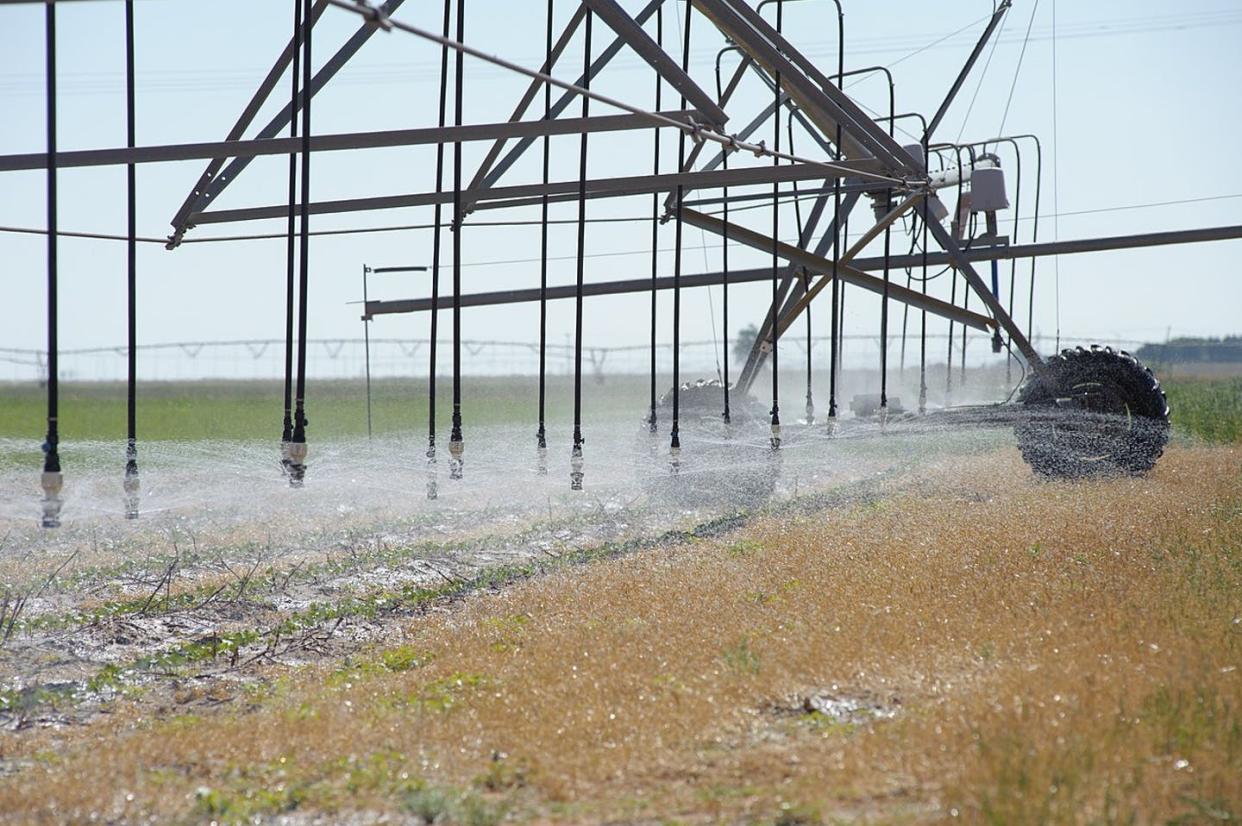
xmin=571 ymin=9 xmax=592 ymax=490
xmin=427 ymin=0 xmax=451 ymax=498
xmin=647 ymin=6 xmax=663 ymax=434
xmin=124 ymin=0 xmax=138 ymax=494
xmin=43 ymin=0 xmax=59 ymax=480
xmin=291 ymin=0 xmax=312 ymax=464
xmin=281 ymin=0 xmax=301 ymax=457
xmin=537 ymin=0 xmax=553 ymax=457
xmin=449 ymin=0 xmax=465 ymax=479
xmin=671 ymin=0 xmax=692 ymax=457
xmin=768 ymin=0 xmax=783 ymax=447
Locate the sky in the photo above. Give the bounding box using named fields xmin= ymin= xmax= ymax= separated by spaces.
xmin=1 ymin=0 xmax=1241 ymax=375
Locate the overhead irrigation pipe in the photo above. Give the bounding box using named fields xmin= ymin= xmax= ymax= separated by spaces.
xmin=322 ymin=0 xmax=915 ymax=190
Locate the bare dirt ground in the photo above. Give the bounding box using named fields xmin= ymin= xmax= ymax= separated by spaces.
xmin=0 ymin=434 xmax=1238 ymax=824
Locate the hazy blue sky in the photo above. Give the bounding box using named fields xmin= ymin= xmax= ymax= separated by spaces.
xmin=1 ymin=0 xmax=1240 ymax=367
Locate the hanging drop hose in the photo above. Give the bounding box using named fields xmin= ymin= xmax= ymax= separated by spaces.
xmin=768 ymin=0 xmax=783 ymax=451
xmin=448 ymin=0 xmax=466 ymax=481
xmin=41 ymin=0 xmax=62 ymax=529
xmin=713 ymin=47 xmax=736 ymax=425
xmin=879 ymin=106 xmax=895 ymax=421
xmin=288 ymin=0 xmax=313 ymax=487
xmin=880 ymin=187 xmax=892 ymax=420
xmin=942 ymin=143 xmax=968 ymax=408
xmin=426 ymin=0 xmax=451 ymax=500
xmin=647 ymin=6 xmax=663 ymax=435
xmin=919 ymin=170 xmax=929 ymax=414
xmin=670 ymin=0 xmax=691 ymax=473
xmin=281 ymin=0 xmax=301 ymax=478
xmin=570 ymin=9 xmax=592 ymax=492
xmin=827 ymin=0 xmax=844 ymax=431
xmin=785 ymin=109 xmax=813 ymax=426
xmin=123 ymin=0 xmax=139 ymax=519
xmin=536 ymin=0 xmax=553 ymax=474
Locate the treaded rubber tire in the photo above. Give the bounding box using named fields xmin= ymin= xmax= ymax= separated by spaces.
xmin=638 ymin=379 xmax=779 ymax=507
xmin=1015 ymin=345 xmax=1170 ymax=479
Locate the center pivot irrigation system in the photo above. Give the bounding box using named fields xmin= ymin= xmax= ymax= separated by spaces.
xmin=11 ymin=0 xmax=1242 ymax=527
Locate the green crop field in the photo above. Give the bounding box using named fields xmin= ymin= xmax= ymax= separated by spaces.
xmin=1 ymin=375 xmax=1238 ymax=445
xmin=0 ymin=375 xmax=652 ymax=444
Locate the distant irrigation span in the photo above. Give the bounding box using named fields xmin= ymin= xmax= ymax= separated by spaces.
xmin=0 ymin=334 xmax=1153 ymax=384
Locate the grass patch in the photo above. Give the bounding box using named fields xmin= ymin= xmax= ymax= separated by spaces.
xmin=0 ymin=376 xmax=648 ymax=444
xmin=2 ymin=446 xmax=1240 ymax=823
xmin=1167 ymin=377 xmax=1242 ymax=444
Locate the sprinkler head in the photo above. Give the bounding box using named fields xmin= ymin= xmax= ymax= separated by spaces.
xmin=536 ymin=444 xmax=548 ymax=476
xmin=449 ymin=438 xmax=464 ymax=481
xmin=991 ymin=330 xmax=1004 ymax=354
xmin=824 ymin=414 xmax=837 ymax=437
xmin=287 ymin=441 xmax=308 ymax=488
xmin=770 ymin=422 xmax=782 ymax=451
xmin=41 ymin=471 xmax=64 ymax=529
xmin=878 ymin=405 xmax=890 ymax=430
xmin=280 ymin=440 xmax=294 ymax=476
xmin=123 ymin=468 xmax=140 ymax=520
xmin=570 ymin=444 xmax=584 ymax=491
xmin=668 ymin=443 xmax=681 ymax=475
xmin=918 ymin=385 xmax=928 ymax=415
xmin=426 ymin=446 xmax=438 ymax=501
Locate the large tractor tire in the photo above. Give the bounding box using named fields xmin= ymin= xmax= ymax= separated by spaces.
xmin=1015 ymin=346 xmax=1170 ymax=479
xmin=639 ymin=379 xmax=779 ymax=508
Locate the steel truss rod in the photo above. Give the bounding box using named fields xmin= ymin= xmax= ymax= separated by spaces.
xmin=466 ymin=0 xmax=675 ymax=210
xmin=0 ymin=111 xmax=701 ymax=173
xmin=326 ymin=0 xmax=908 ymax=188
xmin=682 ymin=208 xmax=993 ymax=334
xmin=924 ymin=0 xmax=1012 ymax=142
xmin=463 ymin=2 xmax=589 ymax=210
xmin=366 ymin=265 xmax=987 ymax=335
xmin=917 ymin=199 xmax=1041 ymax=367
xmin=190 ymin=160 xmax=884 ymax=226
xmin=691 ymin=0 xmax=917 ymax=173
xmin=733 ymin=189 xmax=863 ymax=394
xmin=363 ymin=221 xmax=1242 ymax=318
xmin=169 ymin=0 xmax=407 ymax=243
xmin=165 ymin=0 xmax=331 ymax=242
xmin=583 ymin=0 xmax=727 ymax=127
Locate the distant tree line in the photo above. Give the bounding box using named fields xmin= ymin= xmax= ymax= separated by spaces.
xmin=1136 ymin=336 xmax=1242 ymax=364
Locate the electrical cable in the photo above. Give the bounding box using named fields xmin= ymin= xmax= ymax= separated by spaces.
xmin=997 ymin=0 xmax=1039 ymax=136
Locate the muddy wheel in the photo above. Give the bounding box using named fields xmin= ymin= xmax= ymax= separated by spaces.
xmin=638 ymin=379 xmax=779 ymax=507
xmin=1015 ymin=346 xmax=1170 ymax=479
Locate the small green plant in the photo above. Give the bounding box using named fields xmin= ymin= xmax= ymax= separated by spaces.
xmin=722 ymin=637 xmax=761 ymax=675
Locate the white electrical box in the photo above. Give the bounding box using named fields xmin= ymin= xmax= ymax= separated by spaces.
xmin=970 ymin=166 xmax=1009 ymax=212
